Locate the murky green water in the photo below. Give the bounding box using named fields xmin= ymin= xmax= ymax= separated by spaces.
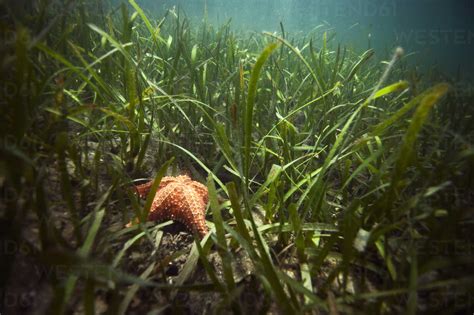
xmin=135 ymin=0 xmax=474 ymax=79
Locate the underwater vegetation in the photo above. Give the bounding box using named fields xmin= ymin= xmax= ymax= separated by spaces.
xmin=1 ymin=0 xmax=473 ymax=314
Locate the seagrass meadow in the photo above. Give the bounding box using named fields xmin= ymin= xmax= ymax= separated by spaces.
xmin=1 ymin=0 xmax=474 ymax=314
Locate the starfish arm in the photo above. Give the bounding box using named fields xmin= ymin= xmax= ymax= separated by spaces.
xmin=135 ymin=176 xmax=176 ymax=199
xmin=134 ymin=181 xmax=154 ymax=198
xmin=182 ymin=186 xmax=209 ymax=237
xmin=159 ymin=177 xmax=177 ymax=187
xmin=190 ymin=181 xmax=209 ymax=205
xmin=147 ymin=183 xmax=178 ymax=221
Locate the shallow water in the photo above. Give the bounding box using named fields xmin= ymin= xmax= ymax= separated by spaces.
xmin=137 ymin=0 xmax=474 ymax=80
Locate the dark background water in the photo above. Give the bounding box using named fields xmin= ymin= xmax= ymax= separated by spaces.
xmin=134 ymin=0 xmax=474 ymax=81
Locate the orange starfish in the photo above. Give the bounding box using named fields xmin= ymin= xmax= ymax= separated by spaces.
xmin=133 ymin=175 xmax=209 ymax=238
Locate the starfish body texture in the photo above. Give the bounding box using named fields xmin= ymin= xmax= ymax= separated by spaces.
xmin=134 ymin=175 xmax=209 ymax=238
